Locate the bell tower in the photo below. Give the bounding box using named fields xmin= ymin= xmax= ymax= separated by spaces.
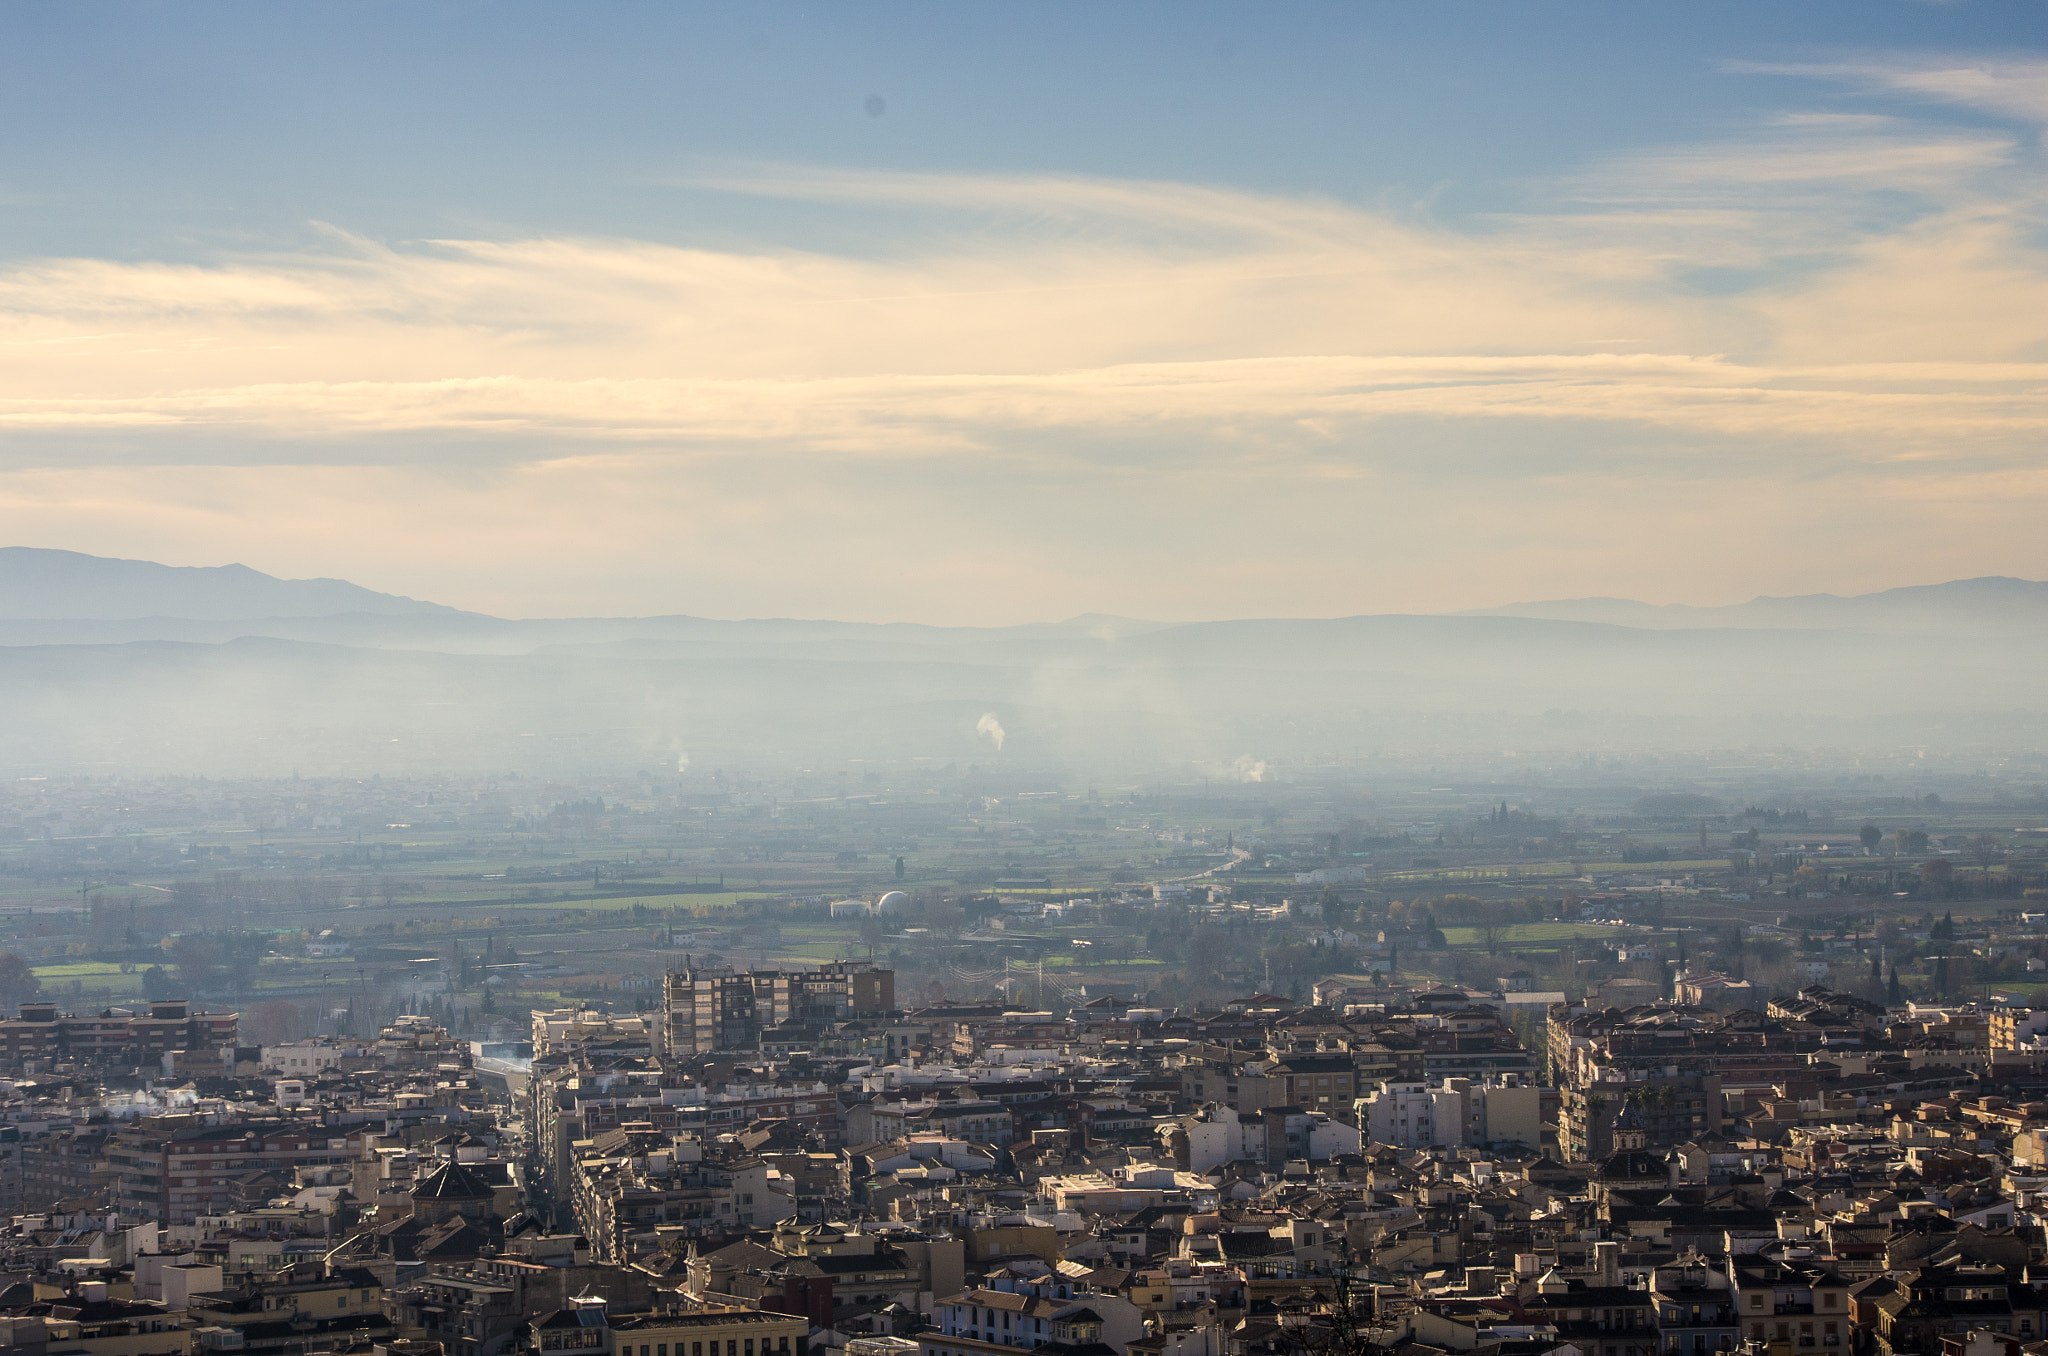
xmin=1613 ymin=1102 xmax=1648 ymax=1152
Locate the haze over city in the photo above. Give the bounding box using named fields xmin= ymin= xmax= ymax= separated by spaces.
xmin=2 ymin=10 xmax=2048 ymax=1352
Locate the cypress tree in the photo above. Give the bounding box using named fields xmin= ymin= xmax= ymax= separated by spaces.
xmin=1888 ymin=965 xmax=1903 ymax=1004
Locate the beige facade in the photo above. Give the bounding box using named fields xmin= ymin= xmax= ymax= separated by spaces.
xmin=1733 ymin=1265 xmax=1850 ymax=1356
xmin=610 ymin=1309 xmax=808 ymax=1356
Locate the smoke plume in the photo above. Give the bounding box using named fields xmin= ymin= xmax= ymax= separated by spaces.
xmin=976 ymin=712 xmax=1006 ymax=752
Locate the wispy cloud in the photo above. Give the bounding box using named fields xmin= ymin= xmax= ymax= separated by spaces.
xmin=0 ymin=353 xmax=2042 ymax=455
xmin=0 ymin=136 xmax=2040 ymax=452
xmin=1730 ymin=57 xmax=2048 ymax=128
xmin=0 ymin=75 xmax=2044 ymax=618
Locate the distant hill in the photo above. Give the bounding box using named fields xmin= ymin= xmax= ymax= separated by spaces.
xmin=1461 ymin=576 xmax=2048 ymax=632
xmin=0 ymin=548 xmax=465 ymax=620
xmin=0 ymin=549 xmax=2042 ymax=774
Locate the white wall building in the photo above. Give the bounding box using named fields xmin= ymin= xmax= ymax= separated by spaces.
xmin=1307 ymin=1115 xmax=1363 ymax=1160
xmin=1182 ymin=1110 xmax=1267 ymax=1172
xmin=1359 ymin=1082 xmax=1446 ymax=1148
xmin=259 ymin=1041 xmax=349 ymax=1076
xmin=1357 ymin=1076 xmax=1541 ymax=1150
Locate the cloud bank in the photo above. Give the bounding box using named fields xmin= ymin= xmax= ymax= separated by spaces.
xmin=0 ymin=58 xmax=2043 ymax=620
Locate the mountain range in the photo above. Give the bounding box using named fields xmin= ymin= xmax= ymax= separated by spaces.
xmin=0 ymin=547 xmax=459 ymax=622
xmin=1461 ymin=576 xmax=2048 ymax=633
xmin=0 ymin=548 xmax=2040 ymax=775
xmin=0 ymin=547 xmax=2033 ymax=644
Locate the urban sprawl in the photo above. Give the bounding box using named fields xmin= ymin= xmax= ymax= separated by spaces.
xmin=2 ymin=764 xmax=2047 ymax=1356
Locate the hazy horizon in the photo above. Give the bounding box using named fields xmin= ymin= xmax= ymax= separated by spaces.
xmin=3 ymin=545 xmax=2046 ymax=626
xmin=0 ymin=6 xmax=2043 ymax=774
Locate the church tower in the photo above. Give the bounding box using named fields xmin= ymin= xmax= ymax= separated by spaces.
xmin=1613 ymin=1101 xmax=1648 ymax=1151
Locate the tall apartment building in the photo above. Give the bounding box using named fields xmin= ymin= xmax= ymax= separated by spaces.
xmin=1559 ymin=1073 xmax=1724 ymax=1163
xmin=661 ymin=962 xmax=894 ymax=1058
xmin=0 ymin=1000 xmax=239 ymax=1072
xmin=1990 ymin=1006 xmax=2048 ymax=1052
xmin=19 ymin=1125 xmax=113 ymax=1210
xmin=101 ymin=1116 xmax=353 ymax=1224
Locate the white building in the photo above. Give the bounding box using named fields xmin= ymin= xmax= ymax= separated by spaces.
xmin=1182 ymin=1110 xmax=1267 ymax=1172
xmin=304 ymin=931 xmax=351 ymax=958
xmin=1356 ymin=1076 xmax=1541 ymax=1150
xmin=832 ymin=891 xmax=910 ymax=918
xmin=1308 ymin=1116 xmax=1363 ymax=1160
xmin=1358 ymin=1082 xmax=1445 ymax=1148
xmin=531 ymin=1007 xmax=653 ymax=1057
xmin=259 ymin=1040 xmax=349 ymax=1076
xmin=1173 ymin=1107 xmax=1359 ymax=1170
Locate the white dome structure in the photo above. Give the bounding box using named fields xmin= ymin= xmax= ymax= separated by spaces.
xmin=876 ymin=890 xmax=910 ymax=912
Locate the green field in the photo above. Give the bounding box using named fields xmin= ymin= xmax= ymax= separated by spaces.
xmin=1441 ymin=922 xmax=1627 ymax=947
xmin=1379 ymin=863 xmax=1585 ymax=881
xmin=31 ymin=961 xmax=130 ymax=979
xmin=487 ymin=892 xmax=760 ymax=913
xmin=1374 ymin=856 xmax=1741 ymax=883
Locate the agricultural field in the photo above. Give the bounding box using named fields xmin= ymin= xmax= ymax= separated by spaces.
xmin=1439 ymin=922 xmax=1630 ymax=947
xmin=30 ymin=960 xmax=131 ymax=979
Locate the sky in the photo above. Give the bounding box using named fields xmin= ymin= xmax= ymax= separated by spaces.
xmin=0 ymin=2 xmax=2043 ymax=623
